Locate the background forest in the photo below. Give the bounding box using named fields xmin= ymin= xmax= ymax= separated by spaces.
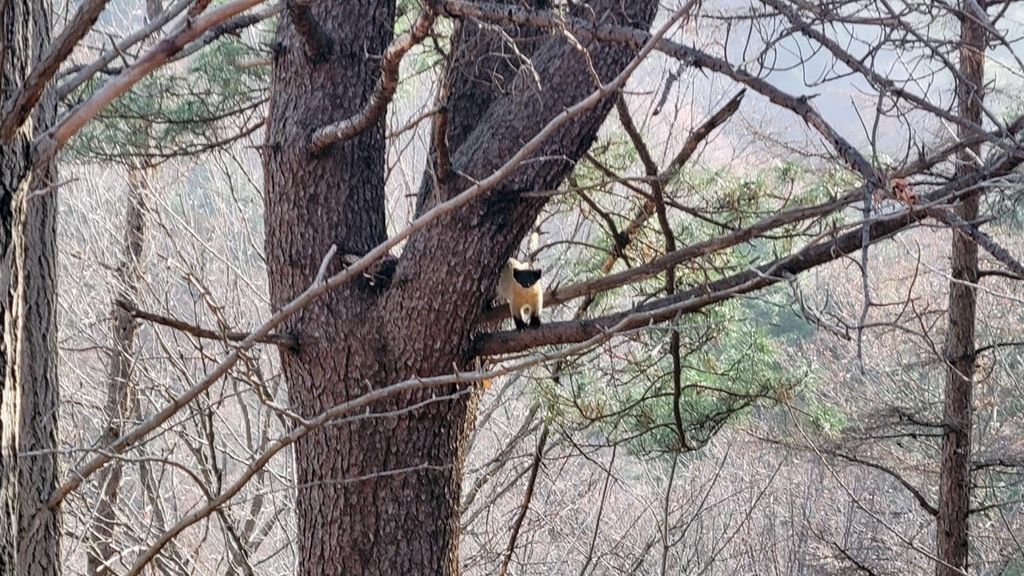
xmin=2 ymin=0 xmax=1023 ymax=573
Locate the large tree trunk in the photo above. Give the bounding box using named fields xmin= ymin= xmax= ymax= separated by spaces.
xmin=263 ymin=0 xmax=656 ymax=573
xmin=0 ymin=0 xmax=61 ymax=572
xmin=936 ymin=3 xmax=986 ymax=574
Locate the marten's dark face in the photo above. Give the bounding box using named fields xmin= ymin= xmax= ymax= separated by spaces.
xmin=511 ymin=268 xmax=542 ymax=289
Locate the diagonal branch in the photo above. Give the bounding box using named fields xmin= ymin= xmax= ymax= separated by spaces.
xmin=924 ymin=207 xmax=1024 ymax=279
xmin=0 ymin=0 xmax=111 ymax=139
xmin=474 ymin=148 xmax=1024 ymax=356
xmin=824 ymin=449 xmax=937 ymax=517
xmin=497 ymin=423 xmax=549 ymax=576
xmin=761 ymin=0 xmax=1003 ymax=140
xmin=55 ymin=0 xmax=193 ymax=100
xmin=439 ymin=0 xmax=884 ymax=187
xmin=115 ymin=298 xmax=298 ymax=348
xmin=310 ymin=7 xmax=436 ymax=152
xmin=31 ymin=0 xmax=268 ymax=166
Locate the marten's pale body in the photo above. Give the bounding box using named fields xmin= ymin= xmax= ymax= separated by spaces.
xmin=497 ymin=258 xmax=543 ymax=330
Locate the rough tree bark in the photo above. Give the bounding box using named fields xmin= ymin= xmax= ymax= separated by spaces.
xmin=262 ymin=0 xmax=656 ymax=573
xmin=0 ymin=0 xmax=61 ymax=572
xmin=936 ymin=2 xmax=986 ymax=574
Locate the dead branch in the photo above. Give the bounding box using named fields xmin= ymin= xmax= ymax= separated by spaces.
xmin=115 ymin=298 xmax=298 ymax=349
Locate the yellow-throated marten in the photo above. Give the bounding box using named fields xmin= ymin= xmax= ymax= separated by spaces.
xmin=497 ymin=258 xmax=543 ymax=331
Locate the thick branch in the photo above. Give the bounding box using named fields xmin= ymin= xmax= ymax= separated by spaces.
xmin=474 ymin=148 xmax=1024 ymax=356
xmin=0 ymin=0 xmax=111 ymax=139
xmin=663 ymin=89 xmax=745 ymax=179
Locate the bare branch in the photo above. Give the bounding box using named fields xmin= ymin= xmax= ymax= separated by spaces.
xmin=31 ymin=0 xmax=269 ymax=165
xmin=480 ymin=190 xmax=859 ymax=325
xmin=0 ymin=0 xmax=111 ymax=140
xmin=171 ymin=2 xmax=284 ymax=63
xmin=439 ymin=0 xmax=885 ymax=187
xmin=115 ymin=298 xmax=299 ymax=349
xmin=56 ymin=0 xmax=194 ymax=100
xmin=498 ymin=423 xmax=549 ymax=576
xmin=825 ymin=449 xmax=938 ymax=517
xmin=475 ymin=148 xmax=1024 ymax=356
xmin=924 ymin=207 xmax=1024 ymax=279
xmin=310 ymin=8 xmax=436 ymax=152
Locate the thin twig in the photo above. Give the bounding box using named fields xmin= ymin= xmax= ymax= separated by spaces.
xmin=498 ymin=423 xmax=549 ymax=576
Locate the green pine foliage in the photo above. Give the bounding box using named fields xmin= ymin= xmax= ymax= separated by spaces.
xmin=532 ymin=138 xmax=844 ymax=454
xmin=67 ymin=34 xmax=269 ymax=164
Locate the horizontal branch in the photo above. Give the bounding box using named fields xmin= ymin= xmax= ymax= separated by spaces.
xmin=474 ymin=147 xmax=1024 ymax=356
xmin=310 ymin=7 xmax=436 ymax=152
xmin=115 ymin=298 xmax=298 ymax=348
xmin=479 ymin=189 xmax=860 ymax=324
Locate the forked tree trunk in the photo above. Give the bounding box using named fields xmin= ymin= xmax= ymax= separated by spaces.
xmin=263 ymin=0 xmax=655 ymax=573
xmin=1 ymin=0 xmax=61 ymax=573
xmin=936 ymin=2 xmax=986 ymax=574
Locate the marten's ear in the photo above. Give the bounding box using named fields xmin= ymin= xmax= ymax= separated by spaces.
xmin=512 ymin=269 xmax=542 ymax=288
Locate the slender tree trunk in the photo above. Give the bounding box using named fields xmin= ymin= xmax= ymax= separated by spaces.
xmin=936 ymin=3 xmax=986 ymax=574
xmin=86 ymin=166 xmax=148 ymax=574
xmin=263 ymin=0 xmax=656 ymax=573
xmin=1 ymin=0 xmax=60 ymax=572
xmin=85 ymin=2 xmax=163 ymax=570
